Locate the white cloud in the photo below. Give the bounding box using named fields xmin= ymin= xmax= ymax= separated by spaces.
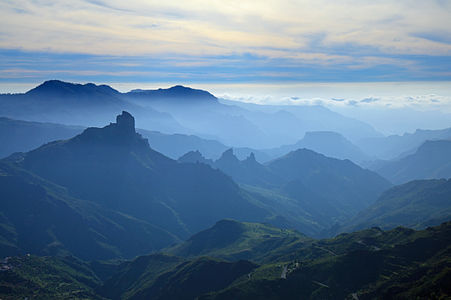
xmin=1 ymin=0 xmax=450 ymax=60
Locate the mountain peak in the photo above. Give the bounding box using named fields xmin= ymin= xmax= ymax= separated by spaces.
xmin=218 ymin=148 xmax=239 ymax=162
xmin=72 ymin=111 xmax=148 ymax=148
xmin=116 ymin=111 xmax=135 ymax=133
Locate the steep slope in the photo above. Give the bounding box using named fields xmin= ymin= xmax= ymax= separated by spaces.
xmin=0 ymin=117 xmax=83 ymax=158
xmin=100 ymin=256 xmax=257 ymax=300
xmin=342 ymin=179 xmax=451 ymax=232
xmin=167 ymin=219 xmax=310 ymax=263
xmin=375 ymin=140 xmax=451 ymax=184
xmin=0 ymin=161 xmax=179 ymax=260
xmin=6 ymin=111 xmax=269 ymax=239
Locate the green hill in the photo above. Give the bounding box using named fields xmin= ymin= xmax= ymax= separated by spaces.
xmin=167 ymin=219 xmax=311 ymax=263
xmin=199 ymin=221 xmax=451 ymax=300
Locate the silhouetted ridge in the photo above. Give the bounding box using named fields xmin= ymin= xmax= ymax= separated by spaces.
xmin=126 ymin=85 xmax=217 ymax=103
xmin=26 ymin=80 xmax=119 ymax=97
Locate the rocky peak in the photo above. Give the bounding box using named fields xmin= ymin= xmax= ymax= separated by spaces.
xmin=116 ymin=111 xmax=135 ymax=133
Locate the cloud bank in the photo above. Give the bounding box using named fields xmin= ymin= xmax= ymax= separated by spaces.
xmin=0 ymin=0 xmax=450 ymax=82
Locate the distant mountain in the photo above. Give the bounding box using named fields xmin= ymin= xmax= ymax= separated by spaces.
xmin=167 ymin=219 xmax=309 ymax=263
xmin=219 ymin=99 xmax=382 ymax=143
xmin=178 ymin=147 xmax=391 ymax=236
xmin=374 ymin=140 xmax=451 ymax=184
xmin=266 ymin=149 xmax=391 ymax=219
xmin=0 ymin=80 xmax=185 ymax=133
xmin=125 ymin=85 xmax=217 ymax=105
xmin=266 ymin=131 xmax=369 ymax=164
xmin=0 ymin=117 xmax=83 ymax=158
xmin=342 ymin=179 xmax=451 ymax=232
xmin=138 ymin=129 xmax=228 ymax=160
xmin=1 ymin=80 xmax=383 ymax=149
xmin=357 ymin=127 xmax=451 ymax=160
xmin=178 ymin=150 xmax=214 ymax=165
xmin=4 ymin=111 xmax=269 ymax=240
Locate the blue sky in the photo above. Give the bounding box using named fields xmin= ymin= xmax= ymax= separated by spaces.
xmin=1 ymin=0 xmax=451 ymax=85
xmin=1 ymin=0 xmax=451 ymax=135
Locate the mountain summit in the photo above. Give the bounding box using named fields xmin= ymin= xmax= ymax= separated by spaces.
xmin=9 ymin=112 xmax=268 ymax=239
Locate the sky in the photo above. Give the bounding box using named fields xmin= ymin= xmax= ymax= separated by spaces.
xmin=1 ymin=0 xmax=451 ymax=133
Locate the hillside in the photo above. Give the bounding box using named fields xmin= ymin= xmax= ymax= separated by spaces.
xmin=199 ymin=221 xmax=451 ymax=300
xmin=167 ymin=219 xmax=310 ymax=263
xmin=0 ymin=161 xmax=179 ymax=260
xmin=2 ymin=221 xmax=450 ymax=299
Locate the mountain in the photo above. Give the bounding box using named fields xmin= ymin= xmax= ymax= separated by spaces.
xmin=266 ymin=131 xmax=369 ymax=164
xmin=0 ymin=161 xmax=179 ymax=260
xmin=125 ymin=85 xmax=218 ymax=105
xmin=374 ymin=140 xmax=451 ymax=184
xmin=264 ymin=149 xmax=391 ymax=222
xmin=3 ymin=111 xmax=270 ymax=240
xmin=177 ymin=147 xmax=391 ymax=236
xmin=0 ymin=117 xmax=83 ymax=158
xmin=342 ymin=179 xmax=451 ymax=232
xmin=1 ymin=80 xmax=383 ymax=149
xmin=4 ymin=221 xmax=450 ymax=299
xmin=0 ymin=80 xmax=184 ymax=133
xmin=167 ymin=219 xmax=310 ymax=263
xmin=219 ymin=99 xmax=382 ymax=143
xmin=357 ymin=127 xmax=451 ymax=160
xmin=178 ymin=150 xmax=214 ymax=165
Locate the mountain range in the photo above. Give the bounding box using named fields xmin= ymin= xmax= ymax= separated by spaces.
xmin=0 ymin=80 xmax=382 ymax=149
xmin=180 ymin=147 xmax=391 ymax=236
xmin=1 ymin=80 xmax=451 ymax=299
xmin=1 ymin=220 xmax=450 ymax=299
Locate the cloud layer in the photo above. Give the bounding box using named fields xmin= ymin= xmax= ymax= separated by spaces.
xmin=1 ymin=0 xmax=451 ymax=82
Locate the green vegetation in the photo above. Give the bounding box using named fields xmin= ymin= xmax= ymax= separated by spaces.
xmin=167 ymin=219 xmax=311 ymax=263
xmin=1 ymin=220 xmax=450 ymax=299
xmin=0 ymin=255 xmax=103 ymax=299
